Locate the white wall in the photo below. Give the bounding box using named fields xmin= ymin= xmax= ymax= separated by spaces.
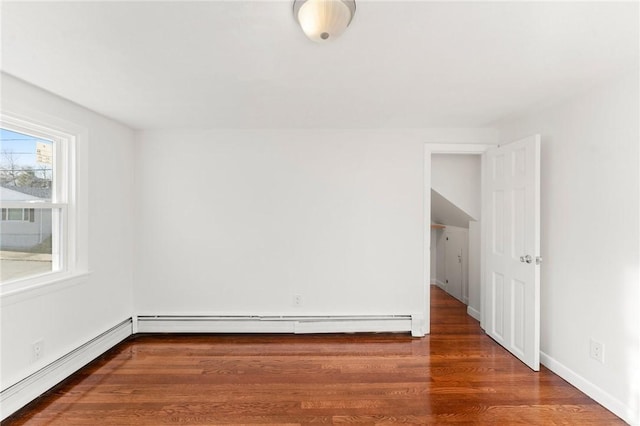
xmin=133 ymin=129 xmax=496 ymax=329
xmin=431 ymin=154 xmax=481 ymax=220
xmin=134 ymin=130 xmax=425 ymax=319
xmin=0 ymin=74 xmax=135 ymax=390
xmin=430 ymin=229 xmax=437 ymax=283
xmin=435 ymin=229 xmax=446 ymax=287
xmin=495 ymin=69 xmax=640 ymax=424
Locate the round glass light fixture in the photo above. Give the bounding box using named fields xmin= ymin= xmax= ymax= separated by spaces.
xmin=293 ymin=0 xmax=356 ymax=42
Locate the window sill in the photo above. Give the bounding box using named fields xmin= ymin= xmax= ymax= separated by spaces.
xmin=0 ymin=271 xmax=92 ymax=306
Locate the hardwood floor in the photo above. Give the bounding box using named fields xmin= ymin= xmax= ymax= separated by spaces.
xmin=3 ymin=286 xmax=622 ymax=425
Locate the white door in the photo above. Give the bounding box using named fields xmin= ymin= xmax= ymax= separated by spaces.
xmin=444 ymin=229 xmax=466 ymax=303
xmin=483 ymin=135 xmax=541 ymax=371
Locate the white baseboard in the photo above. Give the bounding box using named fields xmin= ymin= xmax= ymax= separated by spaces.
xmin=467 ymin=306 xmax=481 ymax=322
xmin=136 ymin=315 xmax=418 ymax=336
xmin=540 ymin=351 xmax=636 ymax=425
xmin=431 ymin=279 xmax=446 ymax=289
xmin=0 ymin=319 xmax=132 ymax=421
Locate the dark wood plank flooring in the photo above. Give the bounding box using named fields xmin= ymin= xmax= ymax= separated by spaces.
xmin=3 ymin=286 xmax=622 ymax=425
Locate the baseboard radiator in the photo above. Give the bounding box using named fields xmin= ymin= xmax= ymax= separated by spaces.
xmin=0 ymin=319 xmax=133 ymax=421
xmin=1 ymin=314 xmax=419 ymax=421
xmin=137 ymin=315 xmax=415 ymax=335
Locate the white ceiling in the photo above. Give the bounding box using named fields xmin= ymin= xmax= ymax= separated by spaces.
xmin=1 ymin=1 xmax=638 ymax=130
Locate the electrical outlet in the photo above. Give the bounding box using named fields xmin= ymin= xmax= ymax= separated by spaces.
xmin=33 ymin=339 xmax=44 ymax=361
xmin=590 ymin=339 xmax=604 ymax=363
xmin=294 ymin=294 xmax=303 ymax=307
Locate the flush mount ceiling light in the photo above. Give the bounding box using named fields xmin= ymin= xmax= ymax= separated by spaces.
xmin=293 ymin=0 xmax=356 ymax=42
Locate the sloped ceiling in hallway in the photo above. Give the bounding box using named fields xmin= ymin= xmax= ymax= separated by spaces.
xmin=431 ymin=189 xmax=475 ymax=229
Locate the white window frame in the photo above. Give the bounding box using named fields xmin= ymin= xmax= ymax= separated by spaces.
xmin=0 ymin=114 xmax=77 ymax=293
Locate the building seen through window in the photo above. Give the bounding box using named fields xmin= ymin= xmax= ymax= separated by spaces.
xmin=0 ymin=127 xmax=55 ymax=283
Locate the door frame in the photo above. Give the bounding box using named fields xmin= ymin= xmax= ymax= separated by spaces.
xmin=424 ymin=143 xmax=494 ymax=332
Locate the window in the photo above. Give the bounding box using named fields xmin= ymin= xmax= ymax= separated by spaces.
xmin=0 ymin=116 xmax=74 ymax=285
xmin=2 ymin=208 xmax=36 ymax=222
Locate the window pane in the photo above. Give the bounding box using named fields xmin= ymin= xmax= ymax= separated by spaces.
xmin=7 ymin=208 xmax=23 ymax=220
xmin=0 ymin=128 xmax=53 ymax=202
xmin=0 ymin=208 xmax=55 ymax=282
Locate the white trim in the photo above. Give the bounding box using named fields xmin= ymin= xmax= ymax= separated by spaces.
xmin=467 ymin=306 xmax=481 ymax=321
xmin=0 ymin=319 xmax=132 ymax=421
xmin=131 ymin=315 xmax=139 ymax=334
xmin=540 ymin=351 xmax=636 ymax=425
xmin=423 ymin=146 xmax=431 ymax=335
xmin=480 ymin=152 xmax=487 ymax=330
xmin=426 ymin=144 xmax=495 ymax=154
xmin=0 ymin=271 xmax=91 ymax=303
xmin=136 ymin=315 xmax=415 ymax=335
xmin=410 ymin=313 xmax=426 ymax=337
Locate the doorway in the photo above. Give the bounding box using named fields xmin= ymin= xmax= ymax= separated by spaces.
xmin=423 ymin=144 xmax=492 ymax=333
xmin=430 ymin=152 xmax=479 ymax=308
xmin=424 ymin=138 xmax=541 ymax=371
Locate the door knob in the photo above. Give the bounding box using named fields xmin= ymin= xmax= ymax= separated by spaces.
xmin=520 ymin=255 xmax=533 ymax=264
